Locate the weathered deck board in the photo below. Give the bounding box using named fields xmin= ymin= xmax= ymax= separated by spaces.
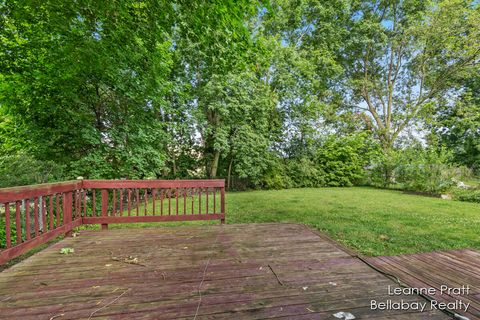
xmin=366 ymin=249 xmax=480 ymax=320
xmin=0 ymin=223 xmax=449 ymax=319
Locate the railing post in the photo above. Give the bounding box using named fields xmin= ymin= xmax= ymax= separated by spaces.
xmin=63 ymin=191 xmax=73 ymax=237
xmin=101 ymin=189 xmax=108 ymax=230
xmin=220 ymin=185 xmax=225 ymax=224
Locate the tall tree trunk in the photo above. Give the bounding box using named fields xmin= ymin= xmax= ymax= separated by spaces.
xmin=209 ymin=151 xmax=220 ymax=178
xmin=227 ymin=158 xmax=233 ymax=189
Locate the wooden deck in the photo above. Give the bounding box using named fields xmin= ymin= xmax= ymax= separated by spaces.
xmin=366 ymin=249 xmax=480 ymax=320
xmin=0 ymin=223 xmax=450 ymax=319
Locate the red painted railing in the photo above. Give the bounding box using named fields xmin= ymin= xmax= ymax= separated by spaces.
xmin=0 ymin=179 xmax=225 ymax=264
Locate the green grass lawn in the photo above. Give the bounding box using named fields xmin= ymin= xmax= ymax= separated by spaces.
xmin=94 ymin=187 xmax=480 ymax=257
xmin=226 ymin=187 xmax=480 ymax=256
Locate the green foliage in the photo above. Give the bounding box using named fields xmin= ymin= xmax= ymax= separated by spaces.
xmin=340 ymin=0 xmax=480 ymax=150
xmin=0 ymin=152 xmax=64 ymax=188
xmin=365 ymin=146 xmax=465 ymax=193
xmin=316 ymin=134 xmax=378 ymax=187
xmin=0 ymin=1 xmax=173 ymax=180
xmin=59 ymin=247 xmax=75 ymax=254
xmin=258 ymin=160 xmax=293 ymax=190
xmin=433 ymin=73 xmax=480 ymax=173
xmin=0 ymin=0 xmax=478 ymax=190
xmin=395 ymin=148 xmax=458 ymax=193
xmin=255 ymin=133 xmax=377 ymax=189
xmin=451 ymin=188 xmax=480 ymax=203
xmin=286 ymin=158 xmax=325 ymax=188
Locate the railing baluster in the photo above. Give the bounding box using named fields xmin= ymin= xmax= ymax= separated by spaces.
xmin=168 ymin=189 xmax=171 ymax=215
xmin=101 ymin=189 xmax=108 ymax=230
xmin=128 ymin=189 xmax=132 ymax=216
xmin=92 ymin=189 xmax=97 ymax=217
xmin=33 ymin=197 xmax=38 ymax=237
xmin=119 ymin=189 xmax=123 ymax=216
xmin=63 ymin=191 xmax=73 ymax=236
xmin=183 ymin=188 xmax=187 ymax=215
xmin=161 ymin=190 xmax=164 ymax=215
xmin=83 ymin=190 xmax=87 ymax=217
xmin=206 ymin=187 xmax=209 ymax=214
xmin=5 ymin=203 xmax=11 ymax=248
xmin=74 ymin=191 xmax=78 ymax=219
xmin=213 ymin=188 xmax=216 ymax=214
xmin=112 ymin=189 xmax=116 ymax=217
xmin=56 ymin=195 xmax=60 ymax=225
xmin=49 ymin=196 xmax=54 ymax=230
xmin=15 ymin=201 xmax=22 ymax=244
xmin=25 ymin=199 xmax=31 ymax=240
xmin=221 ymin=185 xmax=225 ymax=224
xmin=144 ymin=189 xmax=148 ymax=216
xmin=152 ymin=189 xmax=156 ymax=215
xmin=136 ymin=189 xmax=140 ymax=216
xmin=176 ymin=188 xmax=179 ymax=215
xmin=41 ymin=196 xmax=47 ymax=233
xmin=199 ymin=188 xmax=202 ymax=214
xmin=191 ymin=189 xmax=194 ymax=214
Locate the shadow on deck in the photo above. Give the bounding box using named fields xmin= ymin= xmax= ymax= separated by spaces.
xmin=0 ymin=223 xmax=451 ymax=319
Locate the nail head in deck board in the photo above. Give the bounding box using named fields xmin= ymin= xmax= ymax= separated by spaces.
xmin=0 ymin=223 xmax=451 ymax=319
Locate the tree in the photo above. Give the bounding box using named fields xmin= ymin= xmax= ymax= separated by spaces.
xmin=173 ymin=0 xmax=272 ymax=178
xmin=0 ymin=1 xmax=174 ymax=178
xmin=434 ymin=72 xmax=480 ymax=171
xmin=342 ymin=0 xmax=480 ymax=150
xmin=262 ymin=0 xmax=349 ymax=158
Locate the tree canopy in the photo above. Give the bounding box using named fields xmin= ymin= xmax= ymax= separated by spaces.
xmin=0 ymin=0 xmax=479 ymax=188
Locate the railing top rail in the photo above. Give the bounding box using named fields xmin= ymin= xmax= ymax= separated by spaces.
xmin=0 ymin=179 xmax=225 ymax=203
xmin=82 ymin=179 xmax=225 ymax=189
xmin=0 ymin=180 xmax=82 ymax=203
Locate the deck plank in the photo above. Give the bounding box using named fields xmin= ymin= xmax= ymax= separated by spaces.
xmin=0 ymin=223 xmax=450 ymax=319
xmin=366 ymin=249 xmax=480 ymax=320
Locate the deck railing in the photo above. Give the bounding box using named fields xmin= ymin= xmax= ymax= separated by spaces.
xmin=0 ymin=179 xmax=225 ymax=264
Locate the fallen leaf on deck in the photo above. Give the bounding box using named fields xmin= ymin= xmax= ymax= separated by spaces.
xmin=60 ymin=248 xmax=74 ymax=254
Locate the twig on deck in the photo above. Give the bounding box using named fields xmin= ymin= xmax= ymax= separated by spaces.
xmin=108 ymin=250 xmax=147 ymax=267
xmin=49 ymin=314 xmax=64 ymax=320
xmin=268 ymin=264 xmax=284 ymax=286
xmin=193 ymin=230 xmax=223 ymax=320
xmin=87 ymin=288 xmax=130 ymax=320
xmin=193 ymin=256 xmax=212 ymax=320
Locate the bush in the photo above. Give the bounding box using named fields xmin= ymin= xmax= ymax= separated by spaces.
xmin=286 ymin=158 xmax=325 ymax=187
xmin=0 ymin=152 xmax=65 ymax=187
xmin=451 ymin=188 xmax=480 ymax=203
xmin=365 ymin=146 xmax=467 ymax=194
xmin=316 ymin=133 xmax=378 ymax=187
xmin=258 ymin=160 xmax=293 ymax=190
xmin=395 ymin=147 xmax=456 ymax=193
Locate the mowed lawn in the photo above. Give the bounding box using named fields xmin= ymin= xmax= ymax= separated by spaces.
xmin=226 ymin=187 xmax=480 ymax=256
xmin=99 ymin=187 xmax=480 ymax=257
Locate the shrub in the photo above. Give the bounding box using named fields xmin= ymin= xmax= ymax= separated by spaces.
xmin=286 ymin=158 xmax=325 ymax=187
xmin=0 ymin=152 xmax=65 ymax=188
xmin=316 ymin=133 xmax=378 ymax=187
xmin=258 ymin=160 xmax=293 ymax=190
xmin=395 ymin=147 xmax=456 ymax=193
xmin=451 ymin=188 xmax=480 ymax=203
xmin=365 ymin=146 xmax=466 ymax=194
